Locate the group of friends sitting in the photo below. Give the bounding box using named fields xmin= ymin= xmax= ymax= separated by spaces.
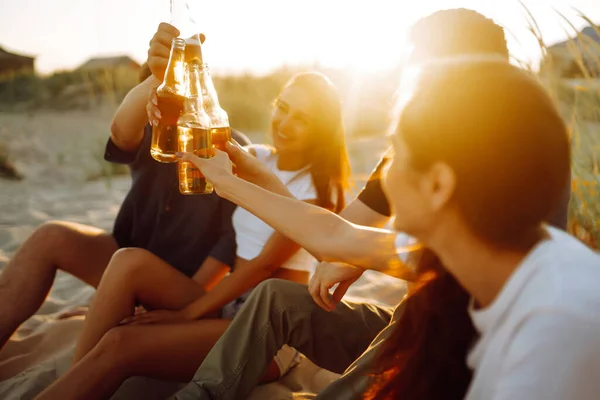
xmin=0 ymin=7 xmax=599 ymax=400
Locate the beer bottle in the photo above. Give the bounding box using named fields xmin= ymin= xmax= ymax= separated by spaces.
xmin=177 ymin=63 xmax=213 ymax=195
xmin=185 ymin=33 xmax=203 ymax=66
xmin=150 ymin=38 xmax=187 ymax=163
xmin=198 ymin=64 xmax=232 ymax=152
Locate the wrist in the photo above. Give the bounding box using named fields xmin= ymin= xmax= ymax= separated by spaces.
xmin=215 ymin=173 xmax=240 ymax=199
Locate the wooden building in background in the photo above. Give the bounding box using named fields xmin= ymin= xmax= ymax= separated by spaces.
xmin=0 ymin=46 xmax=35 ymax=76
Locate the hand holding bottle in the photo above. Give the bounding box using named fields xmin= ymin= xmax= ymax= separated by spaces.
xmin=177 ymin=141 xmax=284 ymax=195
xmin=177 ymin=149 xmax=234 ymax=196
xmin=148 ymin=23 xmax=180 ymax=81
xmin=147 ymin=23 xmax=205 ymax=81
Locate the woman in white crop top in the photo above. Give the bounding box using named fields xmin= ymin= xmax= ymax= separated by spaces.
xmin=37 ymin=72 xmax=351 ymax=400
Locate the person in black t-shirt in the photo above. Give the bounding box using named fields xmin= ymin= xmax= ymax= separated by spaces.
xmin=0 ymin=23 xmax=249 ymax=351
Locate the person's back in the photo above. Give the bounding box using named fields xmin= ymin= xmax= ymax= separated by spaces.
xmin=467 ymin=228 xmax=600 ymax=399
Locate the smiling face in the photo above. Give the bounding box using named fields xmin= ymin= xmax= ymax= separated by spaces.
xmin=270 ymin=83 xmax=316 ymax=156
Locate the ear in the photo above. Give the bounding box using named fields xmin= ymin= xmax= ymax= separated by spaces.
xmin=421 ymin=162 xmax=456 ymax=212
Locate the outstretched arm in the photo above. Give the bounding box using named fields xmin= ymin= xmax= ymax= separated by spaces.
xmin=181 ymin=150 xmax=418 ymax=280
xmin=218 ymin=177 xmax=415 ymax=278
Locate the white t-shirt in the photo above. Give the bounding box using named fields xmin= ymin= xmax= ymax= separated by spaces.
xmin=232 ymin=145 xmax=318 ymax=272
xmin=466 ymin=227 xmax=600 ymax=400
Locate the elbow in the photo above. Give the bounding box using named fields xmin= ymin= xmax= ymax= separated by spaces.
xmin=110 ymin=121 xmax=141 ymax=152
xmin=110 ymin=120 xmax=127 ymax=144
xmin=110 ymin=120 xmax=121 ymax=141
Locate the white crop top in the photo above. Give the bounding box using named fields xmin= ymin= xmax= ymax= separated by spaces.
xmin=232 ymin=145 xmax=318 ymax=272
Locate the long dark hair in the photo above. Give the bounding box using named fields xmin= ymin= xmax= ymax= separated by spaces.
xmin=365 ymin=60 xmax=570 ymax=399
xmin=365 ymin=251 xmax=474 ymax=400
xmin=277 ymin=72 xmax=352 ymax=213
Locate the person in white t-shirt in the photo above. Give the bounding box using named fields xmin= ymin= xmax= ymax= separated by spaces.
xmin=174 ymin=59 xmax=600 ymax=400
xmin=36 ymin=71 xmax=351 ymax=400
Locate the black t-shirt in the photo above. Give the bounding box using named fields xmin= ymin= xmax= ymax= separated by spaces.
xmin=105 ymin=125 xmax=251 ymax=277
xmin=357 ymin=155 xmax=571 ymax=231
xmin=357 ymin=157 xmax=392 ymax=217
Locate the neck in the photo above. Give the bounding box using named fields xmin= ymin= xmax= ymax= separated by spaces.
xmin=426 ymin=225 xmax=543 ymax=308
xmin=276 ymin=150 xmax=310 ymax=171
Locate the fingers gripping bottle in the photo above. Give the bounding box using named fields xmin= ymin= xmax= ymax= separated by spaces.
xmin=177 ymin=63 xmax=214 ymax=195
xmin=150 ymin=38 xmax=187 ymax=163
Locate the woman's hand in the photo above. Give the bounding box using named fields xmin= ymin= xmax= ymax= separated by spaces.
xmin=178 ymin=149 xmax=235 ymax=195
xmin=178 ymin=141 xmax=284 ymax=193
xmin=120 ymin=309 xmax=192 ymax=325
xmin=224 ymin=142 xmax=279 ymax=188
xmin=308 ymin=262 xmax=364 ymax=312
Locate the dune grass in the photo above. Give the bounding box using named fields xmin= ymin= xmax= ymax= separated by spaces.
xmin=519 ymin=3 xmax=600 ymax=248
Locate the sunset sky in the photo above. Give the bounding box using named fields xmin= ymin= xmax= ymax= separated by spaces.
xmin=0 ymin=0 xmax=598 ymax=75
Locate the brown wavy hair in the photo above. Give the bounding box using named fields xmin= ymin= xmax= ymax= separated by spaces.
xmin=365 ymin=251 xmax=474 ymax=400
xmin=276 ymin=72 xmax=352 ymax=213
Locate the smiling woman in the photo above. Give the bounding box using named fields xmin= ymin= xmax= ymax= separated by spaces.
xmin=268 ymin=72 xmax=351 ymax=212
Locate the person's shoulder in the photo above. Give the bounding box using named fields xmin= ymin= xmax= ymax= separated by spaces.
xmin=524 ymin=229 xmax=600 ymax=315
xmin=543 ymin=228 xmax=600 ymax=276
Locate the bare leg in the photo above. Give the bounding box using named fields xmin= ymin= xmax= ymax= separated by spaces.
xmin=0 ymin=221 xmax=118 ymax=350
xmin=72 ymin=248 xmax=205 ymax=363
xmin=37 ymin=322 xmax=283 ymax=400
xmin=36 ymin=321 xmax=231 ymax=400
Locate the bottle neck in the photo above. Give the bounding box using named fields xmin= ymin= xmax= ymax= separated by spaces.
xmin=199 ymin=65 xmax=221 ymax=108
xmin=185 ymin=35 xmax=204 ymax=65
xmin=162 ymin=39 xmax=186 ymax=92
xmin=184 ymin=65 xmax=204 ymax=114
xmin=187 ymin=65 xmax=202 ymax=98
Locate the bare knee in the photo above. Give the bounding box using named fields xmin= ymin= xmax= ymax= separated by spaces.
xmin=104 ymin=248 xmax=155 ymax=279
xmin=29 ymin=221 xmax=77 ymax=250
xmin=17 ymin=221 xmax=83 ymax=269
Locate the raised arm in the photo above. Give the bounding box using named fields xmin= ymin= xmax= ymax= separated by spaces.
xmin=110 ymin=23 xmax=180 ymax=151
xmin=110 ymin=76 xmax=159 ymax=151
